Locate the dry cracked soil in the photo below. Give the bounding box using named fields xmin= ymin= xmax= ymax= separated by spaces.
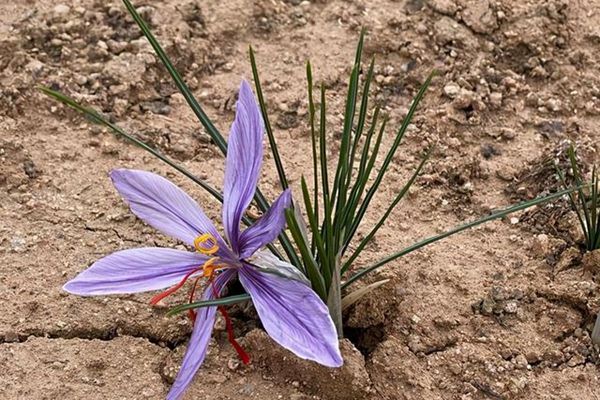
xmin=2 ymin=0 xmax=600 ymax=399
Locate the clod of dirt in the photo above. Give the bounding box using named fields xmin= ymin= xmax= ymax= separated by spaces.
xmin=472 ymin=286 xmax=526 ymax=318
xmin=244 ymin=329 xmax=372 ymax=400
xmin=582 ymin=250 xmax=600 ymax=275
xmin=459 ymin=0 xmax=498 ymax=35
xmin=554 ymin=246 xmax=582 ymax=273
xmin=23 ymin=159 xmax=40 ymax=179
xmin=426 ymin=0 xmax=458 ymax=16
xmin=434 ymin=16 xmax=478 ymax=49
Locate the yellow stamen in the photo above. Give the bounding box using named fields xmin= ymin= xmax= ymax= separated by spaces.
xmin=194 ymin=233 xmax=219 ymax=255
xmin=202 ymin=257 xmax=221 ymax=278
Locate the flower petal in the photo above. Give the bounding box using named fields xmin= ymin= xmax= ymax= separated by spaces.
xmin=247 ymin=249 xmax=309 ymax=285
xmin=222 ymin=80 xmax=264 ymax=253
xmin=63 ymin=248 xmax=208 ymax=295
xmin=238 ymin=189 xmax=292 ymax=258
xmin=167 ymin=269 xmax=236 ymax=400
xmin=110 ymin=169 xmax=226 ymax=249
xmin=238 ymin=265 xmax=342 ymax=367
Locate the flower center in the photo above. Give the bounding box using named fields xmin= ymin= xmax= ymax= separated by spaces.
xmin=149 ymin=233 xmax=225 ymax=306
xmin=150 ymin=232 xmax=250 ymax=365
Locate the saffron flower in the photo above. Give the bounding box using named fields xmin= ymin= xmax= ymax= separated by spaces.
xmin=64 ymin=80 xmax=342 ymax=400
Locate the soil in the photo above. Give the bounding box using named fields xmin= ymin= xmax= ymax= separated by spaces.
xmin=2 ymin=0 xmax=600 ymax=399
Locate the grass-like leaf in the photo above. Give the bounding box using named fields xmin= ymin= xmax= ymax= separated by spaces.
xmin=344 ymin=71 xmax=435 ymax=248
xmin=342 ymin=279 xmax=389 ymax=310
xmin=167 ymin=294 xmax=251 ymax=316
xmin=249 ymin=46 xmax=289 ymax=191
xmin=306 ymin=61 xmax=320 ymax=251
xmin=342 ymin=145 xmax=434 ymax=273
xmin=285 ymin=208 xmax=327 ymax=299
xmin=343 ymin=185 xmax=583 ymax=288
xmin=557 ymin=145 xmax=599 ymax=250
xmin=122 ymin=0 xmax=226 ymax=153
xmin=39 ymin=86 xmax=223 ymax=201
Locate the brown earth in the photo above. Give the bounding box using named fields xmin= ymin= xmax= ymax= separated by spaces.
xmin=2 ymin=0 xmax=600 ymax=399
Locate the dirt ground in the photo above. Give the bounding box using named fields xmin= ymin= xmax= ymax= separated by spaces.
xmin=2 ymin=0 xmax=600 ymax=399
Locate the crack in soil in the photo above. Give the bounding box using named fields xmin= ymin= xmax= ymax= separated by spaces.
xmin=1 ymin=326 xmax=187 ymax=350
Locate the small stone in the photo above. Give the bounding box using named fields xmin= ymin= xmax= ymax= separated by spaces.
xmin=452 ymin=89 xmax=476 ymax=110
xmin=427 ymin=0 xmax=458 ymax=15
xmin=501 ymin=128 xmax=516 ymax=140
xmin=530 ymin=234 xmax=550 ymax=258
xmin=514 ymin=354 xmax=528 ymax=369
xmin=480 ymin=297 xmax=495 ymax=315
xmin=582 ymin=250 xmax=600 ymax=274
xmin=460 ymin=0 xmax=497 ymax=34
xmin=503 ymin=301 xmax=518 ymax=314
xmin=53 ymin=4 xmax=70 ymax=16
xmin=443 ymin=82 xmax=460 ymax=98
xmin=510 ymin=217 xmax=519 ymax=225
xmin=448 ymin=362 xmax=462 ymax=375
xmin=496 ymin=167 xmax=516 ymax=182
xmin=556 ymin=247 xmax=581 ymax=272
xmin=10 ymin=236 xmax=27 ymax=253
xmin=567 ymin=354 xmax=585 ymax=367
xmin=525 ymin=351 xmax=541 ymax=364
xmin=227 ymin=359 xmax=240 ymax=371
xmin=4 ymin=331 xmax=19 ymax=343
xmin=489 ymin=92 xmax=503 ymax=108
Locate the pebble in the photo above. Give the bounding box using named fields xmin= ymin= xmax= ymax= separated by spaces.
xmin=443 ymin=82 xmax=460 ymax=98
xmin=503 ymin=301 xmax=518 ymax=314
xmin=53 ymin=4 xmax=70 ymax=16
xmin=514 ymin=354 xmax=528 ymax=369
xmin=4 ymin=331 xmax=19 ymax=343
xmin=489 ymin=92 xmax=503 ymax=108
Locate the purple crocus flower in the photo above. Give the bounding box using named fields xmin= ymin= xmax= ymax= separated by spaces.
xmin=63 ymin=80 xmax=342 ymax=400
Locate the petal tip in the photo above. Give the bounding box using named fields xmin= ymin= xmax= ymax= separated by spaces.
xmin=239 ymin=79 xmax=253 ymax=94
xmin=62 ymin=279 xmax=81 ymax=296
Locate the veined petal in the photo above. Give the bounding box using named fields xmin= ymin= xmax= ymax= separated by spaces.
xmin=247 ymin=249 xmax=309 ymax=285
xmin=167 ymin=269 xmax=236 ymax=400
xmin=222 ymin=80 xmax=264 ymax=253
xmin=238 ymin=265 xmax=342 ymax=367
xmin=239 ymin=189 xmax=292 ymax=259
xmin=110 ymin=169 xmax=227 ymax=249
xmin=63 ymin=248 xmax=208 ymax=295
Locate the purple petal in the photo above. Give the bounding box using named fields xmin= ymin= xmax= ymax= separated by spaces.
xmin=222 ymin=80 xmax=264 ymax=253
xmin=238 ymin=265 xmax=343 ymax=367
xmin=110 ymin=169 xmax=227 ymax=250
xmin=63 ymin=248 xmax=207 ymax=295
xmin=238 ymin=189 xmax=292 ymax=258
xmin=167 ymin=269 xmax=236 ymax=400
